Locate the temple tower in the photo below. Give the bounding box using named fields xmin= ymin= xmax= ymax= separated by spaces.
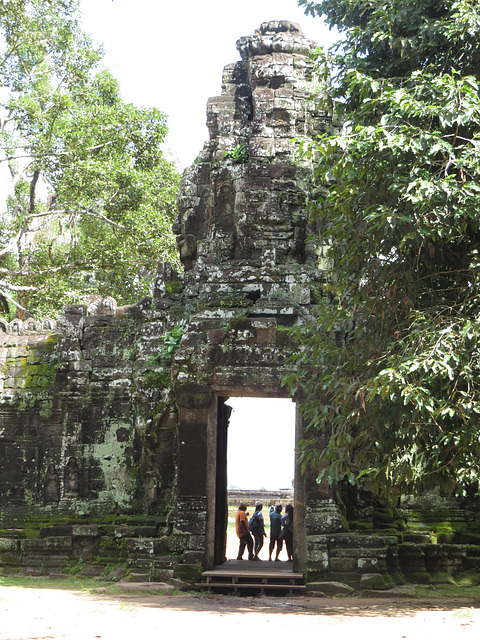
xmin=170 ymin=21 xmax=339 ymax=570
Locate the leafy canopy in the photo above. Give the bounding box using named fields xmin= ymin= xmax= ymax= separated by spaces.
xmin=0 ymin=0 xmax=180 ymax=319
xmin=291 ymin=0 xmax=480 ymax=496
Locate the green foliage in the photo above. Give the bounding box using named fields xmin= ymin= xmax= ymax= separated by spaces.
xmin=143 ymin=369 xmax=171 ymax=390
xmin=0 ymin=0 xmax=180 ymax=319
xmin=292 ymin=0 xmax=480 ymax=496
xmin=225 ymin=143 xmax=249 ymax=164
xmin=0 ymin=575 xmax=104 ymax=591
xmin=160 ymin=322 xmax=185 ymax=360
xmin=63 ymin=559 xmax=85 ymax=576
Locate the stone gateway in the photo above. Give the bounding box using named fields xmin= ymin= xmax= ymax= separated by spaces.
xmin=0 ymin=22 xmax=478 ymax=590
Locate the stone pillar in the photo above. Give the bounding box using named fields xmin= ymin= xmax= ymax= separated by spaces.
xmin=294 ymin=404 xmax=307 ymax=573
xmin=169 ymin=383 xmax=212 ymax=562
xmin=175 ymin=383 xmax=212 ymax=497
xmin=303 ymin=430 xmax=349 ymax=578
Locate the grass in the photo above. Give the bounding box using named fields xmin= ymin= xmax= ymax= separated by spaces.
xmin=414 ymin=582 xmax=480 ymax=599
xmin=0 ymin=574 xmax=143 ymax=597
xmin=0 ymin=575 xmax=105 ymax=592
xmin=4 ymin=573 xmax=480 ymax=602
xmin=227 ymin=504 xmax=237 ymax=538
xmin=0 ymin=574 xmax=187 ymax=597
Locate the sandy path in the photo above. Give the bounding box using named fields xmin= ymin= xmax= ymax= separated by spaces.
xmin=1 ymin=585 xmax=479 ymax=640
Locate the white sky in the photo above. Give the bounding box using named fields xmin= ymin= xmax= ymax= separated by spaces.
xmin=77 ymin=1 xmax=331 ymax=490
xmin=227 ymin=397 xmax=295 ymax=490
xmin=79 ymin=0 xmax=338 ymax=169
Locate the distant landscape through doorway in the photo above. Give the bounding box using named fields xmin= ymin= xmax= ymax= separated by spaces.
xmin=225 ymin=397 xmax=296 ymax=560
xmin=227 ymin=397 xmax=295 ymax=490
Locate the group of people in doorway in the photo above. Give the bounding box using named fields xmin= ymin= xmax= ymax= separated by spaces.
xmin=235 ymin=501 xmax=294 ymax=561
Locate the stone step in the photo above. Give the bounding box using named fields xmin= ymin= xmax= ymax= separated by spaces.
xmin=127 ymin=570 xmax=150 ymax=582
xmin=174 ymin=564 xmax=203 ymax=581
xmin=127 ymin=557 xmax=176 ymax=569
xmin=79 ymin=564 xmax=106 ymax=577
xmin=198 ymin=562 xmax=305 ymax=596
xmin=197 ymin=568 xmax=305 ymax=595
xmin=196 ymin=580 xmax=306 ymax=595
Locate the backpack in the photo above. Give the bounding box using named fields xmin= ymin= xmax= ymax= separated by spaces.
xmin=249 ymin=512 xmax=259 ymax=532
xmin=282 ymin=513 xmax=293 ymax=534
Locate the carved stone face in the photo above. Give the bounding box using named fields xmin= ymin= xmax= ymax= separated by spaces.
xmin=177 ymin=234 xmax=197 ymax=271
xmin=175 ymin=20 xmax=322 ymax=272
xmin=102 ymin=297 xmax=117 ymax=315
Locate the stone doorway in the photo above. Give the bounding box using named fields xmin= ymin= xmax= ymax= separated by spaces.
xmin=212 ymin=396 xmax=296 ymax=566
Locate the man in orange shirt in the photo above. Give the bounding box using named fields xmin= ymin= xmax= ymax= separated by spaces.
xmin=235 ymin=503 xmax=254 ymax=560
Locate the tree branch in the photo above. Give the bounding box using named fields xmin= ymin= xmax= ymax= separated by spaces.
xmin=0 ymin=261 xmax=90 ymax=277
xmin=29 ymin=168 xmax=40 ymax=214
xmin=0 ymin=280 xmax=36 ymax=292
xmin=0 ymin=287 xmax=27 ymax=312
xmin=0 ymin=140 xmax=114 ymax=165
xmin=42 ymin=205 xmax=125 ymax=229
xmin=0 ymin=230 xmax=22 ymax=259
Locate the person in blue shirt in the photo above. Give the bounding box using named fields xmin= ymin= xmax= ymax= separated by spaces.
xmin=249 ymin=502 xmax=266 ymax=560
xmin=268 ymin=504 xmax=283 ymax=561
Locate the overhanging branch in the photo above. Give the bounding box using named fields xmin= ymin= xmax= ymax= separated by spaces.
xmin=0 ymin=287 xmax=27 ymax=312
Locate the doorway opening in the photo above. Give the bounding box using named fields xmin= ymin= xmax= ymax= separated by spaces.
xmin=214 ymin=396 xmax=296 ymax=564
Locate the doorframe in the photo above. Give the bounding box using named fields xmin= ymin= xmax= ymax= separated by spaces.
xmin=205 ymin=391 xmax=306 ymax=571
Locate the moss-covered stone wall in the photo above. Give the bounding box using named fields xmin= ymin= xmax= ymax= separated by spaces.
xmin=0 ymin=289 xmax=193 ymax=582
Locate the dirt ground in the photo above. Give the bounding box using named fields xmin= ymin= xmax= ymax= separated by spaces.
xmin=1 ymin=583 xmax=480 ymax=640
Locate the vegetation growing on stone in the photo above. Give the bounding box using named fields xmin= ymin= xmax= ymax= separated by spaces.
xmin=224 ymin=143 xmax=249 ymax=164
xmin=160 ymin=322 xmax=185 ymax=360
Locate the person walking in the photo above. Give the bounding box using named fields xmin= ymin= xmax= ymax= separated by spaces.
xmin=235 ymin=503 xmax=254 ymax=560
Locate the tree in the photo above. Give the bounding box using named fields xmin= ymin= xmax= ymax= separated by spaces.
xmin=291 ymin=0 xmax=480 ymax=496
xmin=0 ymin=0 xmax=180 ymax=319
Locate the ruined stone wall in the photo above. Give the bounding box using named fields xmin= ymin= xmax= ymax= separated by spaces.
xmin=0 ymin=296 xmax=179 ymax=514
xmin=0 ymin=287 xmax=187 ymax=580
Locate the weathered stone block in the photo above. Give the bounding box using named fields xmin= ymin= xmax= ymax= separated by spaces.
xmin=72 ymin=525 xmax=99 ymax=537
xmin=39 ymin=526 xmax=73 ymax=538
xmin=20 ymin=539 xmax=46 ymax=552
xmin=0 ymin=538 xmax=18 ymax=552
xmin=306 ymin=581 xmax=356 ymax=596
xmin=306 ymin=549 xmax=329 ymax=568
xmin=45 ymin=536 xmax=73 ymax=550
xmin=358 ymin=557 xmax=382 ymax=571
xmin=360 ymin=573 xmax=388 ymax=590
xmin=174 ymin=564 xmax=203 ymax=581
xmin=330 ymin=556 xmax=357 ymax=572
xmin=165 ymin=535 xmax=190 ymax=553
xmin=183 ymin=550 xmax=205 ymax=565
